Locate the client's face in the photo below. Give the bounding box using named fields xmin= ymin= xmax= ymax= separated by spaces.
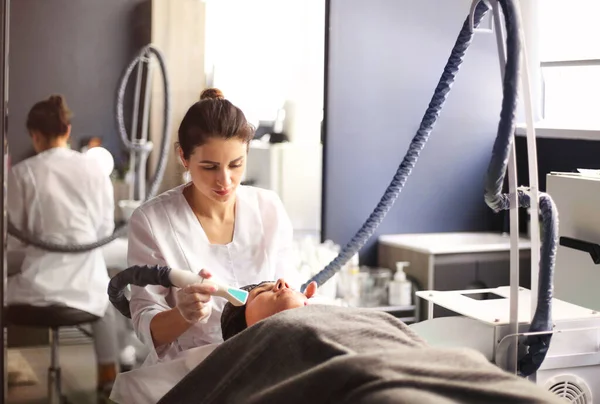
xmin=245 ymin=279 xmax=317 ymax=327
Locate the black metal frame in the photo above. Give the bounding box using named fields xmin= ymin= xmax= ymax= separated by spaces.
xmin=0 ymin=0 xmax=9 ymax=401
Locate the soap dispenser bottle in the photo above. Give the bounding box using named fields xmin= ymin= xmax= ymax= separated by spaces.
xmin=388 ymin=261 xmax=412 ymax=306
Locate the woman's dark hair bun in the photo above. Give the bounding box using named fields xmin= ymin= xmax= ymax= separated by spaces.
xmin=48 ymin=94 xmax=65 ymax=108
xmin=179 ymin=87 xmax=254 ymax=159
xmin=26 ymin=94 xmax=72 ymax=138
xmin=200 ymin=88 xmax=224 ymax=100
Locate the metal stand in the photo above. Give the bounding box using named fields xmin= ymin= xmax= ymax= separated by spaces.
xmin=485 ymin=0 xmax=540 ymax=375
xmin=489 ymin=0 xmax=521 ymax=375
xmin=128 ymin=51 xmax=155 ymax=202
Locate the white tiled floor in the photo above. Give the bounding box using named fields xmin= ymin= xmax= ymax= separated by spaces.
xmin=8 ymin=344 xmax=98 ymax=404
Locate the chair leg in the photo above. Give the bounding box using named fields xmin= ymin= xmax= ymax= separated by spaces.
xmin=48 ymin=328 xmax=62 ymax=404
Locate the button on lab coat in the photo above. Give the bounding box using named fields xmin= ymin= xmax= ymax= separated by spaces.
xmin=128 ymin=184 xmax=301 ymax=365
xmin=7 ymin=148 xmax=115 ymax=317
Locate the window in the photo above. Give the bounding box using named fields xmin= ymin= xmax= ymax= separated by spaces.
xmin=537 ymin=0 xmax=600 ymax=129
xmin=203 ymin=0 xmax=325 ymax=134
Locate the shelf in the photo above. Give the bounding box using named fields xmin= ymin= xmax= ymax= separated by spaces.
xmin=360 ymin=305 xmax=415 ymax=312
xmin=515 ymin=123 xmax=600 ymax=141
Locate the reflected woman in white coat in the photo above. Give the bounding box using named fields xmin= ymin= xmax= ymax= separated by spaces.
xmin=128 ymin=88 xmax=301 ymax=364
xmin=7 ymin=95 xmax=121 ymax=396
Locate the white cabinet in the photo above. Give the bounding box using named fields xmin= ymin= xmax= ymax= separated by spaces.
xmin=547 ymin=172 xmax=600 ymax=311
xmin=377 ymin=232 xmax=532 ymax=320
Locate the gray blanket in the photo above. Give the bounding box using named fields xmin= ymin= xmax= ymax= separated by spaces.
xmin=158 ymin=305 xmax=563 ymax=404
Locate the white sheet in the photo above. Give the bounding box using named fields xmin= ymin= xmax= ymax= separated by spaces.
xmin=109 ymin=296 xmax=341 ymax=403
xmin=110 ymin=343 xmax=220 ymax=404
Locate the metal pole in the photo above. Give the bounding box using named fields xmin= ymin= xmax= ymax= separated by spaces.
xmin=517 ymin=2 xmax=540 ymax=329
xmin=0 ymin=0 xmax=9 ymax=401
xmin=541 ymin=59 xmax=600 ymax=68
xmin=137 ymin=54 xmax=154 ymax=200
xmin=492 ymin=0 xmax=519 ymax=374
xmin=128 ymin=60 xmax=144 ymax=201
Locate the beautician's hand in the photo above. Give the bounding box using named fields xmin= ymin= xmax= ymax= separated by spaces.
xmin=175 ymin=269 xmax=216 ymax=324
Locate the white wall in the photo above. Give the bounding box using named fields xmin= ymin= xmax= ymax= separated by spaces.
xmin=204 ymin=0 xmax=325 ymax=144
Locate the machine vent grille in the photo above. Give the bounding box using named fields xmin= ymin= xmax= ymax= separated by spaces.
xmin=546 ymin=375 xmax=591 ymax=404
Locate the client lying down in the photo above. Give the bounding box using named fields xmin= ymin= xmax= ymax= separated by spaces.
xmin=157 ymin=278 xmax=563 ymax=404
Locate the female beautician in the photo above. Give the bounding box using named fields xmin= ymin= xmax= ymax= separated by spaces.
xmin=128 ymin=88 xmax=301 ymax=364
xmin=7 ymin=95 xmax=121 ymax=396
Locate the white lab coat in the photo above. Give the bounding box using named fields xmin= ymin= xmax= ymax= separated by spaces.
xmin=7 ymin=147 xmax=115 ymax=318
xmin=128 ymin=184 xmax=301 ymax=365
xmin=110 ymin=343 xmax=219 ymax=404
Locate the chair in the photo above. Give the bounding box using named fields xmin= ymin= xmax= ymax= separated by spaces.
xmin=7 ymin=305 xmax=100 ymax=404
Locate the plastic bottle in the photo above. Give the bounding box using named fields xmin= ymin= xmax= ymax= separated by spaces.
xmin=340 ymin=253 xmax=360 ymax=306
xmin=388 ymin=262 xmax=412 ymax=306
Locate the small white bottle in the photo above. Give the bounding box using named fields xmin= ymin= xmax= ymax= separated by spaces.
xmin=345 ymin=253 xmax=361 ymax=307
xmin=388 ymin=261 xmax=412 ymax=306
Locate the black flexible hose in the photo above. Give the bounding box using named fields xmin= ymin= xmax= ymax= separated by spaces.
xmin=108 ymin=264 xmax=173 ymax=318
